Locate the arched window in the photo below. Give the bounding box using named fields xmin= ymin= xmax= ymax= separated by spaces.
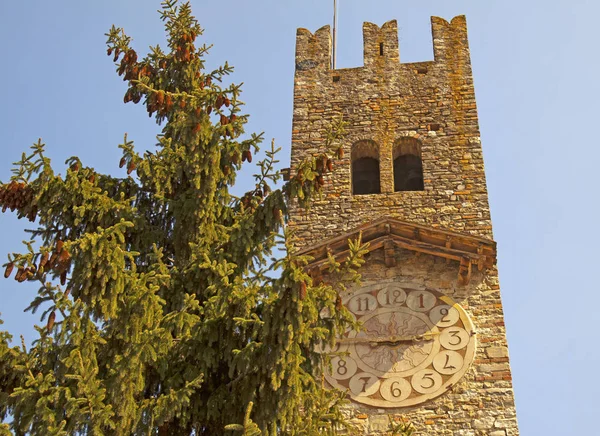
xmin=393 ymin=138 xmax=424 ymax=192
xmin=351 ymin=140 xmax=380 ymax=195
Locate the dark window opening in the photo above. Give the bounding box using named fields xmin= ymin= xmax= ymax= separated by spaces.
xmin=333 ymin=75 xmax=340 ymax=82
xmin=394 ymin=154 xmax=424 ymax=191
xmin=353 ymin=157 xmax=380 ymax=195
xmin=379 ymin=43 xmax=384 ymax=56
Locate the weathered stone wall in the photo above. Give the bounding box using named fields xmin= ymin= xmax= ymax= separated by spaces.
xmin=288 ymin=15 xmax=519 ymax=436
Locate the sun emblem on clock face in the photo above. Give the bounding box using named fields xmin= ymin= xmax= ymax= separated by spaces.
xmin=323 ymin=283 xmax=476 ymax=408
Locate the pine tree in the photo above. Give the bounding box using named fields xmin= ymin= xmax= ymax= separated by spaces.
xmin=0 ymin=1 xmax=370 ymax=434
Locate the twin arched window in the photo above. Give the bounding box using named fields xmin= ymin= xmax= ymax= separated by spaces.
xmin=352 ymin=140 xmax=381 ymax=195
xmin=393 ymin=138 xmax=424 ymax=192
xmin=351 ymin=138 xmax=424 ymax=195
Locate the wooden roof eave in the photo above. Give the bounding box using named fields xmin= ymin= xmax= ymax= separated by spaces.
xmin=299 ymin=217 xmax=497 ymax=284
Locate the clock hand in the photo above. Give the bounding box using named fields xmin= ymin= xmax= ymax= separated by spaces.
xmin=336 ymin=332 xmax=439 ymax=346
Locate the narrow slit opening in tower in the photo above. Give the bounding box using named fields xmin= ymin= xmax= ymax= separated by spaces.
xmin=352 ymin=157 xmax=381 ymax=195
xmin=379 ymin=43 xmax=384 ymax=56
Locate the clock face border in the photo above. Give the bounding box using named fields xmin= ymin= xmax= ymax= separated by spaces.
xmin=324 ymin=283 xmax=477 ymax=408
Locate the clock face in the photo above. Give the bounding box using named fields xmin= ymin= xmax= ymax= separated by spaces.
xmin=323 ymin=283 xmax=476 ymax=408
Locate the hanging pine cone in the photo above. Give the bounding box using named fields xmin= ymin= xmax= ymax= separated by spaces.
xmin=299 ymin=281 xmax=307 ymax=300
xmin=16 ymin=267 xmax=27 ymax=282
xmin=336 ymin=294 xmax=343 ymax=311
xmin=39 ymin=252 xmax=49 ymax=270
xmin=127 ymin=161 xmax=136 ymax=175
xmin=337 ymin=147 xmax=344 ymax=159
xmin=4 ymin=263 xmax=14 ymax=279
xmin=58 ymin=249 xmax=71 ymax=266
xmin=48 ymin=252 xmax=58 ymax=270
xmin=119 ymin=157 xmax=126 ymax=168
xmin=46 ymin=311 xmax=55 ymax=332
xmin=327 ymin=159 xmax=333 ymax=172
xmin=60 ymin=270 xmax=67 ymax=286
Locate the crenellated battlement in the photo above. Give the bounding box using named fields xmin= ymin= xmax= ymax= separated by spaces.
xmin=295 ymin=16 xmax=469 ymax=72
xmin=295 ymin=25 xmax=331 ymax=71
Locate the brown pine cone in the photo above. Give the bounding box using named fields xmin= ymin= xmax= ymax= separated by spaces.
xmin=336 ymin=294 xmax=343 ymax=310
xmin=4 ymin=263 xmax=14 ymax=279
xmin=47 ymin=311 xmax=55 ymax=332
xmin=299 ymin=281 xmax=307 ymax=300
xmin=127 ymin=161 xmax=136 ymax=175
xmin=39 ymin=252 xmax=49 ymax=270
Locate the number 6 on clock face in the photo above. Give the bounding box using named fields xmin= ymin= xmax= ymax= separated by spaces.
xmin=380 ymin=377 xmax=412 ymax=402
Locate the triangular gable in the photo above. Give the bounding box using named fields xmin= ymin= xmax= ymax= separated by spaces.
xmin=299 ymin=217 xmax=496 ymax=286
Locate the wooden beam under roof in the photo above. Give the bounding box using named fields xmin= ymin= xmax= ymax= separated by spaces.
xmin=298 ymin=217 xmax=496 ymax=285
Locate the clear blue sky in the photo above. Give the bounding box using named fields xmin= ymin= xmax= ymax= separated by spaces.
xmin=1 ymin=1 xmax=597 ymax=434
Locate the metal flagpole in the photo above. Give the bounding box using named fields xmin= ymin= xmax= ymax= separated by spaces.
xmin=333 ymin=0 xmax=338 ymax=69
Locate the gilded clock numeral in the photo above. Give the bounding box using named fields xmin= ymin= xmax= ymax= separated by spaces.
xmin=380 ymin=377 xmax=412 ymax=402
xmin=429 ymin=305 xmax=460 ymax=327
xmin=440 ymin=327 xmax=469 ymax=351
xmin=329 ymin=356 xmax=357 ymax=380
xmin=377 ymin=286 xmax=407 ymax=307
xmin=357 ymin=297 xmax=370 ymax=312
xmin=349 ymin=372 xmax=380 ymax=396
xmin=411 ymin=369 xmax=442 ymax=394
xmin=406 ymin=290 xmax=436 ymax=312
xmin=348 ymin=294 xmax=377 ymax=315
xmin=433 ymin=350 xmax=463 ymax=375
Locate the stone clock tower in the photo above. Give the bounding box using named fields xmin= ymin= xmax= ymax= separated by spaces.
xmin=288 ymin=16 xmax=519 ymax=435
